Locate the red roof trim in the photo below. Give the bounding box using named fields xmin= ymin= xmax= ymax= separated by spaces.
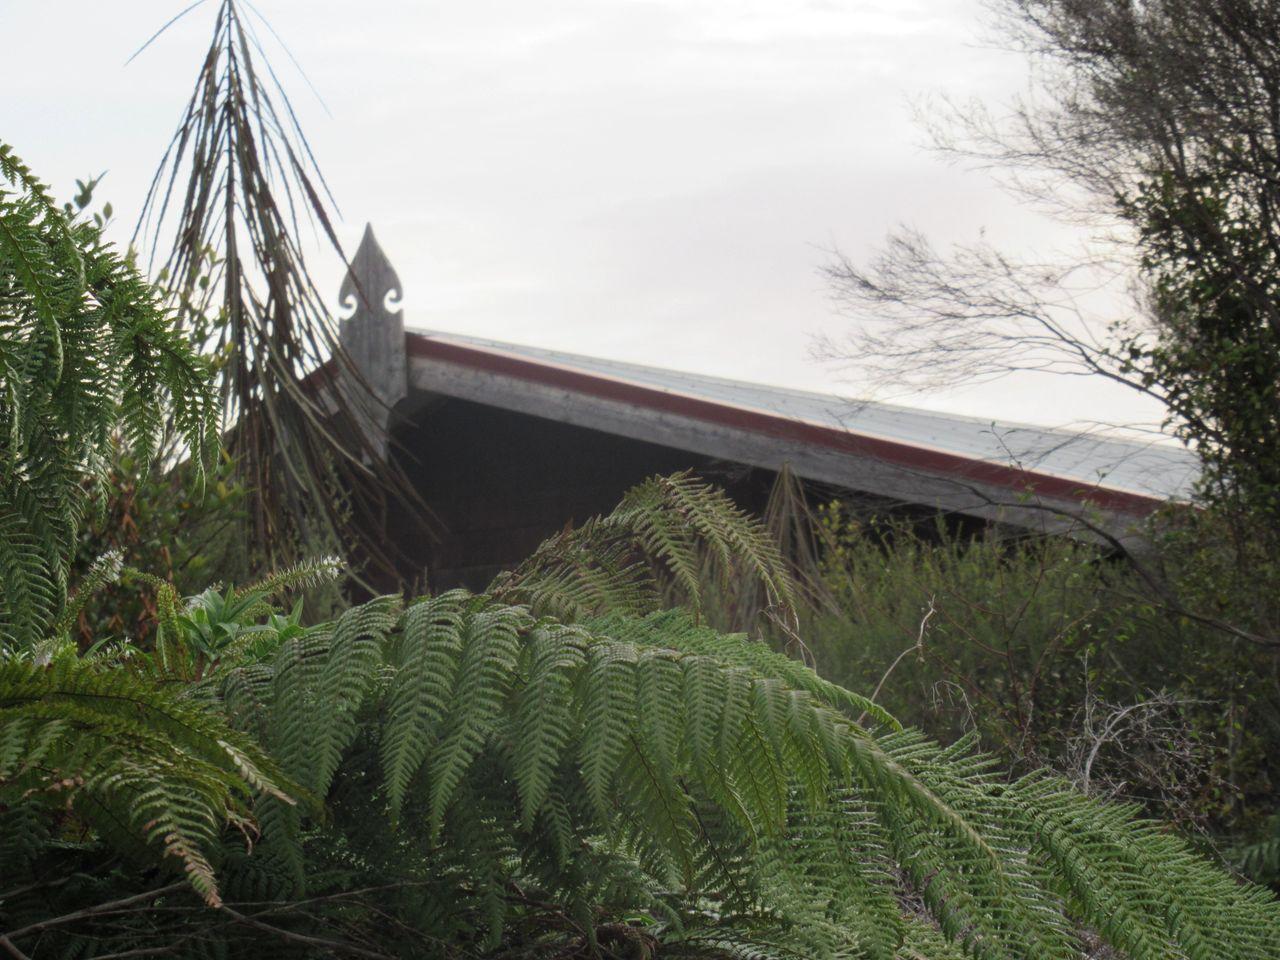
xmin=406 ymin=334 xmax=1161 ymax=517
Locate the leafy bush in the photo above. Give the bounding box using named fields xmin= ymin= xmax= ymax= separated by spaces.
xmin=67 ymin=443 xmax=250 ymax=647
xmin=806 ymin=506 xmax=1277 ymax=836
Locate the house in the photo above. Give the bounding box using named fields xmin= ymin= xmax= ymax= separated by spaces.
xmin=335 ymin=225 xmax=1199 ymax=589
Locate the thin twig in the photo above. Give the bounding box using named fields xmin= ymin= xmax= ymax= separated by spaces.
xmin=218 ymin=904 xmax=395 ymax=959
xmin=1 ymin=882 xmax=188 ymax=944
xmin=859 ymin=596 xmax=936 ymax=725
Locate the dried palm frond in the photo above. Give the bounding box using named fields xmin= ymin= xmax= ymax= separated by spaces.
xmin=134 ymin=0 xmax=433 ymax=589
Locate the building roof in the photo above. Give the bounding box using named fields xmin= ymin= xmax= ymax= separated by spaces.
xmin=402 ymin=329 xmax=1199 ymax=526
xmin=320 ymin=224 xmax=1194 ymax=542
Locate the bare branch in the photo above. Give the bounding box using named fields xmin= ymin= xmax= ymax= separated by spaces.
xmin=859 ymin=596 xmax=937 ymax=726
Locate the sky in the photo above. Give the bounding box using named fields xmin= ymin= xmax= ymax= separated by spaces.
xmin=4 ymin=0 xmax=1168 ymax=434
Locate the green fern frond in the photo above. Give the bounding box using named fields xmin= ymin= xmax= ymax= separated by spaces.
xmin=426 ymin=602 xmax=525 ymax=838
xmin=190 ymin=593 xmax=1280 ymax=959
xmin=591 ymin=609 xmax=900 ymax=730
xmin=0 ymin=658 xmax=299 ymax=906
xmin=381 ymin=590 xmax=469 ymax=821
xmin=615 ymin=473 xmax=795 ymax=617
xmin=269 ymin=595 xmax=401 ymax=795
xmin=491 ymin=471 xmax=797 ymax=627
xmin=512 ymin=622 xmax=588 ymax=826
xmin=1237 ymin=816 xmax=1280 ymax=885
xmin=1012 ymin=774 xmax=1280 ymax=960
xmin=0 ymin=140 xmax=216 ymax=651
xmin=579 ymin=640 xmax=640 ymax=819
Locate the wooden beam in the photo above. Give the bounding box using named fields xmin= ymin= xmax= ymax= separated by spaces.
xmin=407 ymin=351 xmax=1150 ymax=544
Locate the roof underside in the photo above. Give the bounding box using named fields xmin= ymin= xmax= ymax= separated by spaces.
xmin=401 ymin=329 xmax=1199 ymax=530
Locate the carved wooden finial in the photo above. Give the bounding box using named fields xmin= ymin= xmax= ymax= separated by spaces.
xmin=338 ymin=223 xmax=408 ymax=454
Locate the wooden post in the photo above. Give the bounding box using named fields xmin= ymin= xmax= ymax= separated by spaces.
xmin=338 ymin=223 xmax=408 ymax=455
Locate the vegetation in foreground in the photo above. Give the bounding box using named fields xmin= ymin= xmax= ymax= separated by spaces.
xmin=7 ymin=0 xmax=1280 ymax=954
xmin=2 ymin=137 xmax=1278 ymax=959
xmin=804 ymin=509 xmax=1277 ymax=852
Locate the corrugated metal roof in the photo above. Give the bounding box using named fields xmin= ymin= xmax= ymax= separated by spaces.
xmin=409 ymin=329 xmax=1200 ymax=503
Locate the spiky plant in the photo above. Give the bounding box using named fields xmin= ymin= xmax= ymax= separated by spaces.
xmin=135 ymin=0 xmax=432 ymax=586
xmin=4 ymin=480 xmax=1277 ymax=960
xmin=0 ymin=141 xmax=215 ymax=649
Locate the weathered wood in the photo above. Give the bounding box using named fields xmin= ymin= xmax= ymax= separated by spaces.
xmin=338 ymin=223 xmax=407 ymax=454
xmin=408 ymin=355 xmax=1145 ymax=546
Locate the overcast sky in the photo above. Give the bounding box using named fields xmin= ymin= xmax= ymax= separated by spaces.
xmin=6 ymin=0 xmax=1167 ymax=433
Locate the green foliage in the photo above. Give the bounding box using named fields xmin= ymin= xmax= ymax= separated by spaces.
xmin=811 ymin=511 xmax=1132 ymax=748
xmin=1238 ymin=816 xmax=1280 ymax=888
xmin=806 ymin=508 xmax=1278 ymax=830
xmin=1119 ymin=160 xmax=1280 ymax=528
xmin=491 ymin=472 xmax=797 ymax=625
xmin=6 ymin=555 xmax=1278 ymax=958
xmin=68 ymin=441 xmax=250 ymax=647
xmin=0 ymin=656 xmax=297 ymax=907
xmin=0 ymin=140 xmax=216 ymax=650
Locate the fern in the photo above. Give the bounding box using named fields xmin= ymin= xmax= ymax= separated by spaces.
xmin=1238 ymin=815 xmax=1280 ymax=885
xmin=8 ymin=576 xmax=1277 ymax=957
xmin=490 ymin=471 xmax=798 ymax=626
xmin=512 ymin=622 xmax=588 ymax=825
xmin=0 ymin=657 xmax=298 ymax=906
xmin=381 ymin=590 xmax=469 ymax=821
xmin=425 ymin=602 xmax=524 ymax=838
xmin=165 ymin=596 xmax=1277 ymax=958
xmin=0 ymin=140 xmax=215 ymax=651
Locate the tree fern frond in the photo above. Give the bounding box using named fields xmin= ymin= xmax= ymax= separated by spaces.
xmin=425 ymin=603 xmax=524 ymax=838
xmin=1237 ymin=816 xmax=1280 ymax=885
xmin=578 ymin=640 xmax=640 ymax=819
xmin=592 ymin=609 xmax=900 ymax=729
xmin=0 ymin=140 xmax=215 ymax=651
xmin=0 ymin=659 xmax=298 ymax=905
xmin=512 ymin=622 xmax=588 ymax=826
xmin=1012 ymin=773 xmax=1280 ymax=960
xmin=269 ymin=595 xmax=400 ymax=795
xmin=381 ymin=590 xmax=469 ymax=821
xmin=491 ymin=471 xmax=798 ymax=629
xmin=616 ymin=473 xmax=795 ymax=618
xmin=0 ymin=507 xmax=57 ymax=653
